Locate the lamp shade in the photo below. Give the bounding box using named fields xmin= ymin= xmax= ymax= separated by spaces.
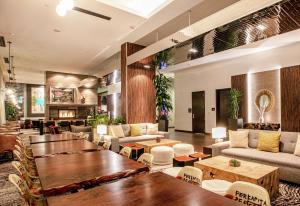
xmin=212 ymin=127 xmax=226 ymax=139
xmin=97 ymin=124 xmax=107 ymax=135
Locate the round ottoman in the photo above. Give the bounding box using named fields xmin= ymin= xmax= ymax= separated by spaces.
xmin=163 ymin=167 xmax=182 ymax=177
xmin=151 ymin=146 xmax=174 ymax=165
xmin=202 ymin=179 xmax=232 ymax=196
xmin=173 ymin=143 xmax=194 ymax=157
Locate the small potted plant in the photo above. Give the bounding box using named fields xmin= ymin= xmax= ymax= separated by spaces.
xmin=112 ymin=116 xmax=125 ymax=125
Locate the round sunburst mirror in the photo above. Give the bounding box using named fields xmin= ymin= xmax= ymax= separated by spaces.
xmin=255 ymin=89 xmax=274 ymax=112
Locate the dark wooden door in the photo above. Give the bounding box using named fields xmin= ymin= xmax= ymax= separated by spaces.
xmin=216 ymin=88 xmax=231 ymax=128
xmin=192 ymin=91 xmax=205 ymax=133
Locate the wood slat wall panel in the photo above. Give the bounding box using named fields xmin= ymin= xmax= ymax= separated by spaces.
xmin=121 ymin=43 xmax=156 ymax=123
xmin=281 ymin=66 xmax=300 ymax=132
xmin=231 ymin=74 xmax=248 ymax=122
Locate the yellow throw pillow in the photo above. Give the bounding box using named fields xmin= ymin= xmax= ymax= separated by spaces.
xmin=257 ymin=131 xmax=281 ymax=153
xmin=130 ymin=124 xmax=142 ymax=136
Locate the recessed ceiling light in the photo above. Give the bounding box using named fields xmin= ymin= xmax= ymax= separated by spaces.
xmin=53 ymin=29 xmax=61 ymax=32
xmin=144 ymin=64 xmax=151 ymax=69
xmin=257 ymin=24 xmax=266 ymax=31
xmin=189 ymin=48 xmax=198 ymax=53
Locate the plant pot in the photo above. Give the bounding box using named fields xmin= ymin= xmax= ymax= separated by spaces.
xmin=228 ymin=118 xmax=243 ymax=131
xmin=158 ymin=118 xmax=168 ymax=132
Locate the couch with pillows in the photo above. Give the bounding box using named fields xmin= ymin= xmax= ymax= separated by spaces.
xmin=103 ymin=123 xmax=169 ymax=152
xmin=211 ymin=129 xmax=300 ymax=184
xmin=70 ymin=125 xmax=93 ymax=141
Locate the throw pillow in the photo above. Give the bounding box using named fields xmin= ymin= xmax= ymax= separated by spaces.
xmin=110 ymin=125 xmax=125 ymax=138
xmin=121 ymin=124 xmax=131 ymax=137
xmin=147 ymin=123 xmax=159 ymax=135
xmin=294 ymin=134 xmax=300 ymax=156
xmin=229 ymin=130 xmax=249 ymax=148
xmin=130 ymin=124 xmax=142 ymax=136
xmin=257 ymin=131 xmax=281 ymax=153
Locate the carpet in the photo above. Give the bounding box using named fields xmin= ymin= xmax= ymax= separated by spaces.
xmin=0 ymin=162 xmax=299 ymax=206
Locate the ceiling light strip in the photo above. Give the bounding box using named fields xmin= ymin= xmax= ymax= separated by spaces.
xmin=126 ymin=0 xmax=283 ymax=66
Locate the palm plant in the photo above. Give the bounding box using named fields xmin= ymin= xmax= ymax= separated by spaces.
xmin=229 ymin=89 xmax=241 ymax=119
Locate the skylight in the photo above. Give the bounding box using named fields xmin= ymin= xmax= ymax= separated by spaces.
xmin=96 ymin=0 xmax=174 ymax=18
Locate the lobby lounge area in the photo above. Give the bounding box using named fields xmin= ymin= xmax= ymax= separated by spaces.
xmin=0 ymin=0 xmax=300 ymax=206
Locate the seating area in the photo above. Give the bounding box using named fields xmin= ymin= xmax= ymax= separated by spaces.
xmin=1 ymin=0 xmax=300 ymax=206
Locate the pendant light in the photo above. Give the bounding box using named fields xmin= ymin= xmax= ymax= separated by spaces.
xmin=180 ymin=10 xmax=195 ymax=38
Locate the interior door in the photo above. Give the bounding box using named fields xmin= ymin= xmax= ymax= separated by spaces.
xmin=192 ymin=91 xmax=205 ymax=133
xmin=216 ymin=88 xmax=231 ymax=128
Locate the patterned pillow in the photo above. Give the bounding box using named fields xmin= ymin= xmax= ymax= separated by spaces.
xmin=147 ymin=123 xmax=159 ymax=135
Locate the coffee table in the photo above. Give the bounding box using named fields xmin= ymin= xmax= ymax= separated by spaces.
xmin=194 ymin=156 xmax=279 ymax=198
xmin=136 ymin=139 xmax=181 ymax=153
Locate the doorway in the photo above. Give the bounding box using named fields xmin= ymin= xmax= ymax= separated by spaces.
xmin=192 ymin=91 xmax=205 ymax=133
xmin=216 ymin=88 xmax=231 ymax=128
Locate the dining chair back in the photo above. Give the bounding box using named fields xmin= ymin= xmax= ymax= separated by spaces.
xmin=119 ymin=146 xmax=132 ymax=158
xmin=177 ymin=166 xmax=203 ymax=185
xmin=103 ymin=141 xmax=111 ymax=150
xmin=137 ymin=153 xmax=153 ymax=167
xmin=225 ymin=181 xmax=271 ymax=206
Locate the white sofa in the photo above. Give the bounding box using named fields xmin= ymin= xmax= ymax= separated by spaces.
xmin=103 ymin=123 xmax=169 ymax=152
xmin=211 ymin=130 xmax=300 ymax=184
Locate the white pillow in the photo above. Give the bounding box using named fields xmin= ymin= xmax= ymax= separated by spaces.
xmin=147 ymin=123 xmax=159 ymax=135
xmin=229 ymin=130 xmax=249 ymax=148
xmin=294 ymin=134 xmax=300 ymax=156
xmin=110 ymin=125 xmax=125 ymax=138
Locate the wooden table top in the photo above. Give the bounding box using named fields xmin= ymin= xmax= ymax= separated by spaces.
xmin=31 ymin=139 xmax=98 ymax=158
xmin=35 ymin=150 xmax=148 ymax=196
xmin=30 ymin=133 xmax=79 ymax=144
xmin=195 ymin=156 xmax=279 ymax=179
xmin=136 ymin=139 xmax=181 ymax=147
xmin=47 ymin=172 xmax=242 ymax=206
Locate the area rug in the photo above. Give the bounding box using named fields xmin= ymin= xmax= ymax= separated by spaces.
xmin=0 ymin=162 xmax=299 ymax=206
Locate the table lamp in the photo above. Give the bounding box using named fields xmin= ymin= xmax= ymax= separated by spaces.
xmin=97 ymin=124 xmax=107 ymax=141
xmin=212 ymin=127 xmax=226 ymax=143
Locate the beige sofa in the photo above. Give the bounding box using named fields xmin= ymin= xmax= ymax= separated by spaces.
xmin=211 ymin=130 xmax=300 ymax=184
xmin=103 ymin=123 xmax=169 ymax=152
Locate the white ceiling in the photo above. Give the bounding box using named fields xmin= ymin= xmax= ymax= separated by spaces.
xmin=0 ymin=0 xmax=206 ymax=84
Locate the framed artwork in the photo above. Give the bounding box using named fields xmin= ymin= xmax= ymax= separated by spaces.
xmin=50 ymin=87 xmax=74 ymax=103
xmin=31 ymin=86 xmax=45 ymax=114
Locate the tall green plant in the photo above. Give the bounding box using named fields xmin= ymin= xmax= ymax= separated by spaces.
xmin=229 ymin=89 xmax=241 ymax=119
xmin=5 ymin=102 xmax=17 ymax=121
xmin=153 ymin=73 xmax=173 ymax=119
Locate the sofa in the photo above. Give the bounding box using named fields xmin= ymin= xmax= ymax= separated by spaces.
xmin=103 ymin=123 xmax=169 ymax=152
xmin=70 ymin=125 xmax=93 ymax=141
xmin=211 ymin=129 xmax=300 ymax=184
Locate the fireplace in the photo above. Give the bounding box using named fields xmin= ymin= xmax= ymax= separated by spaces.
xmin=59 ymin=109 xmax=76 ymax=119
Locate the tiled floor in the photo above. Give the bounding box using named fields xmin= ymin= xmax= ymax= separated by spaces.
xmin=168 ymin=128 xmax=214 ymax=152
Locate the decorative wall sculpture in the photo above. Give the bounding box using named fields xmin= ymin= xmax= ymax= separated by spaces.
xmin=255 ymin=89 xmax=275 ymax=124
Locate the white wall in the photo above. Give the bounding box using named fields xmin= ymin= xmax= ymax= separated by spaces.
xmin=174 ymin=42 xmax=300 ymax=133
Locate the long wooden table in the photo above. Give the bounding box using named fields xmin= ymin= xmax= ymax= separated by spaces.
xmin=31 ymin=139 xmax=98 ymax=158
xmin=30 ymin=133 xmax=79 ymax=144
xmin=35 ymin=150 xmax=149 ymax=196
xmin=47 ymin=172 xmax=242 ymax=206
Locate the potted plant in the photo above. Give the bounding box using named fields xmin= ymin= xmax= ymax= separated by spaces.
xmin=228 ymin=89 xmax=243 ymax=130
xmin=112 ymin=116 xmax=125 ymax=125
xmin=152 ymin=49 xmax=173 ymax=132
xmin=87 ymin=113 xmax=110 ymax=140
xmin=5 ymin=101 xmax=17 ymax=121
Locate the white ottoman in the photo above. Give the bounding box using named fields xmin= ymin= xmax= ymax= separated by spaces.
xmin=151 ymin=146 xmax=174 ymax=165
xmin=163 ymin=167 xmax=182 ymax=177
xmin=173 ymin=143 xmax=194 ymax=157
xmin=202 ymin=179 xmax=232 ymax=196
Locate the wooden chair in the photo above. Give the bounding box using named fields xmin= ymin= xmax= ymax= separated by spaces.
xmin=13 ymin=150 xmax=37 ymax=176
xmin=119 ymin=146 xmax=132 ymax=158
xmin=9 ymin=174 xmax=46 ymax=206
xmin=93 ymin=135 xmax=101 ymax=145
xmin=225 ymin=181 xmax=271 ymax=206
xmin=102 ymin=141 xmax=111 ymax=150
xmin=176 ymin=166 xmax=203 ymax=185
xmin=11 ymin=161 xmax=41 ymax=191
xmin=137 ymin=153 xmax=153 ymax=168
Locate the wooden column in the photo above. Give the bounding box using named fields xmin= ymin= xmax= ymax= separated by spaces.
xmin=121 ymin=43 xmax=156 ymax=124
xmin=281 ymin=66 xmax=300 ymax=132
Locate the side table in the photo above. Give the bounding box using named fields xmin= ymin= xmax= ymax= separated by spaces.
xmin=189 ymin=152 xmax=211 ymax=160
xmin=173 ymin=156 xmax=197 ymax=167
xmin=120 ymin=143 xmax=144 ymax=160
xmin=203 ymin=145 xmax=212 ymax=156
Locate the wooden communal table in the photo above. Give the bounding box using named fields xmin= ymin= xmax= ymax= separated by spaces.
xmin=30 ymin=133 xmax=79 ymax=144
xmin=47 ymin=172 xmax=242 ymax=206
xmin=194 ymin=156 xmax=279 ymax=198
xmin=136 ymin=139 xmax=181 ymax=153
xmin=35 ymin=150 xmax=149 ymax=196
xmin=31 ymin=139 xmax=98 ymax=158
